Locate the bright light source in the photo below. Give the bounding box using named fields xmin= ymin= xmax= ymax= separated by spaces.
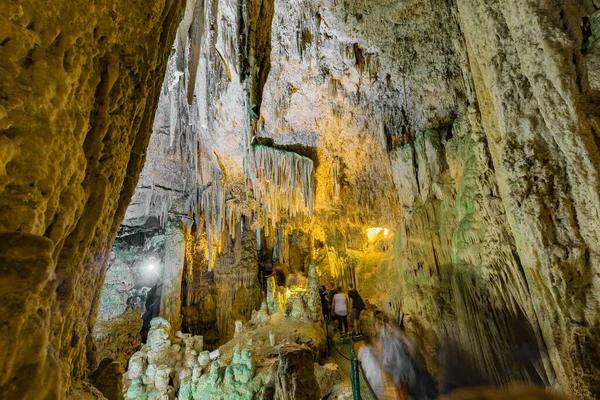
xmin=366 ymin=227 xmax=390 ymax=242
xmin=143 ymin=258 xmax=159 ymax=274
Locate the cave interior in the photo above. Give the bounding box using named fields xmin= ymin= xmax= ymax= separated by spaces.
xmin=2 ymin=0 xmax=600 ymax=399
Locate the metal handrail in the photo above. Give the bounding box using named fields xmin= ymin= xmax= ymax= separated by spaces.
xmin=326 ymin=320 xmax=379 ymax=400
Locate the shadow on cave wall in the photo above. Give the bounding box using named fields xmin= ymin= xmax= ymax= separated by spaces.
xmin=141 ymin=283 xmax=163 ymax=343
xmin=435 ymin=270 xmax=549 ymax=392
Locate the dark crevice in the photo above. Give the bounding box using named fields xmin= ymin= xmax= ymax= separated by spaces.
xmin=241 ymin=0 xmax=275 ymax=119
xmin=140 ymin=284 xmax=162 ymax=343
xmin=186 ymin=0 xmax=205 ymax=105
xmin=251 ymin=139 xmax=319 ymax=168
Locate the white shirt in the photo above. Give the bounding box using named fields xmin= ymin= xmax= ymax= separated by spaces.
xmin=333 ymin=293 xmax=348 ymax=316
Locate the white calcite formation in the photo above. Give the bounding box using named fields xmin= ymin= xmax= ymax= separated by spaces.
xmin=265 ymin=264 xmax=322 ymax=322
xmin=283 ymin=264 xmax=322 ymax=322
xmin=245 ymin=144 xmax=315 ymax=225
xmin=249 ymin=302 xmax=271 ymax=327
xmin=124 ymin=318 xmax=259 ymax=400
xmin=266 ymin=276 xmax=286 ymax=314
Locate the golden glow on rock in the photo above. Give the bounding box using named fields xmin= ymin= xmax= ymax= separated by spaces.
xmin=366 ymin=227 xmax=389 ymax=241
xmin=286 ymin=284 xmax=306 ymax=298
xmin=284 ymin=284 xmax=307 ymax=305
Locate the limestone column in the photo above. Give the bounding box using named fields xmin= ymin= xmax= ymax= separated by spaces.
xmin=160 ymin=223 xmax=186 ymax=332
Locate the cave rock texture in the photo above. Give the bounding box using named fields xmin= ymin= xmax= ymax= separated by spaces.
xmin=0 ymin=0 xmax=185 ymax=398
xmin=3 ymin=0 xmax=600 ymax=399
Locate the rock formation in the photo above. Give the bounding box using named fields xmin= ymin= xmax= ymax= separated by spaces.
xmin=273 ymin=345 xmax=320 ymax=400
xmin=123 ymin=275 xmax=330 ymax=400
xmin=0 ymin=0 xmax=184 ymax=398
xmin=123 ymin=318 xmax=262 ymax=400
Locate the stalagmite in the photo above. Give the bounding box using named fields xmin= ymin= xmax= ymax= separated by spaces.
xmin=123 ymin=318 xmax=261 ymax=399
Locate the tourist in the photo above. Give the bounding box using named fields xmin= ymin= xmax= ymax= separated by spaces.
xmin=286 ymin=271 xmax=307 ymax=286
xmin=327 ymin=282 xmax=337 ymax=305
xmin=376 ymin=318 xmax=437 ymax=400
xmin=348 ymin=284 xmax=365 ymax=337
xmin=332 ymin=286 xmax=349 ymax=333
xmin=268 ymin=267 xmax=286 ymax=287
xmin=319 ymin=285 xmax=330 ymax=319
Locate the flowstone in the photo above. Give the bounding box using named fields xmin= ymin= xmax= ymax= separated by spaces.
xmin=123 ymin=318 xmax=261 ymax=399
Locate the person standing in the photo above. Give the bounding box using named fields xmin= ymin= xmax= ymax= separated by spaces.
xmin=332 ymin=286 xmax=349 ymax=333
xmin=268 ymin=267 xmax=286 ymax=287
xmin=327 ymin=282 xmax=336 ymax=305
xmin=319 ymin=286 xmax=330 ymax=320
xmin=348 ymin=284 xmax=365 ymax=337
xmin=377 ymin=319 xmax=437 ymax=400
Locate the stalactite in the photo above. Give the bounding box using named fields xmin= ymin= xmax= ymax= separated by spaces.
xmin=145 ymin=182 xmax=175 ymax=228
xmin=245 ymin=144 xmax=314 ymax=232
xmin=326 ymin=246 xmax=354 ymax=288
xmin=293 ymin=0 xmax=320 ymax=60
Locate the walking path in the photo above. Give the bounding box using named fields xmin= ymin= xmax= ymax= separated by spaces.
xmin=326 ymin=320 xmax=380 ymax=400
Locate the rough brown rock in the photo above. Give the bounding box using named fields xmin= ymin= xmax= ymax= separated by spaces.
xmin=89 ymin=358 xmax=123 ymax=400
xmin=93 ymin=308 xmax=142 ymax=367
xmin=0 ymin=0 xmax=184 ymax=397
xmin=274 ymin=345 xmax=320 ymax=400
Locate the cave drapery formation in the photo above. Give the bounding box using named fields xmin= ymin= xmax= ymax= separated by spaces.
xmin=2 ymin=0 xmax=600 ymax=399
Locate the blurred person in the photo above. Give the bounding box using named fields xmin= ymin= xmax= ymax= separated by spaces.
xmin=358 ymin=342 xmax=397 ymax=399
xmin=286 ymin=271 xmax=307 ymax=286
xmin=327 ymin=282 xmax=336 ymax=305
xmin=268 ymin=267 xmax=286 ymax=287
xmin=319 ymin=285 xmax=330 ymax=320
xmin=376 ymin=317 xmax=437 ymax=400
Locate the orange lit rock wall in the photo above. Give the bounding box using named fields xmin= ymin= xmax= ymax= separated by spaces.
xmin=0 ymin=0 xmax=184 ymax=397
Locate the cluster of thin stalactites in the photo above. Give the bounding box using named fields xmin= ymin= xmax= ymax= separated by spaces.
xmin=146 ymin=34 xmax=316 ymax=269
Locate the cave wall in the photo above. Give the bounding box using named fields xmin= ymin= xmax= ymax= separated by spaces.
xmin=452 ymin=1 xmax=600 ymax=396
xmin=0 ymin=0 xmax=185 ymax=397
xmin=105 ymin=0 xmax=600 ymax=397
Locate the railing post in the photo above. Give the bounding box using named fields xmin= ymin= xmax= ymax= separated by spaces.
xmin=350 ymin=348 xmax=362 ymax=400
